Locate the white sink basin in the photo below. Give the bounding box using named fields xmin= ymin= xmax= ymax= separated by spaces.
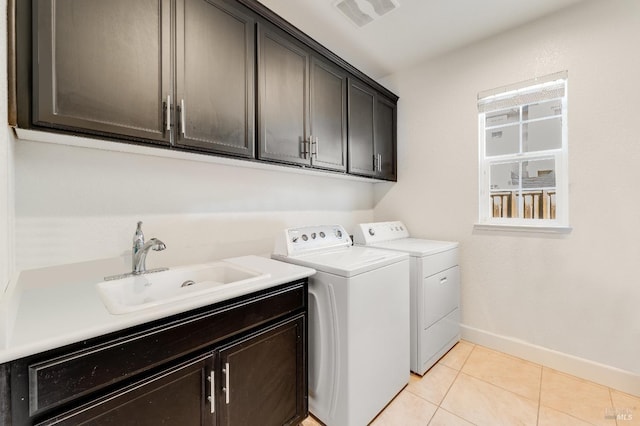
xmin=97 ymin=262 xmax=270 ymax=314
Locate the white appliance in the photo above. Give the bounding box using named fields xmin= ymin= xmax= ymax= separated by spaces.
xmin=354 ymin=221 xmax=460 ymax=376
xmin=273 ymin=225 xmax=410 ymax=426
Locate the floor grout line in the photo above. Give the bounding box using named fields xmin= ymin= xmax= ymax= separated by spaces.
xmin=536 ymin=364 xmax=543 ymax=425
xmin=430 ymin=342 xmax=477 ymax=425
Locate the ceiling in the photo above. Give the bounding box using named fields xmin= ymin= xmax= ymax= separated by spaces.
xmin=257 ymin=0 xmax=585 ymax=79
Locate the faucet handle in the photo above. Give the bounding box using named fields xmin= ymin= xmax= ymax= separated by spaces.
xmin=133 ymin=221 xmax=145 ymax=248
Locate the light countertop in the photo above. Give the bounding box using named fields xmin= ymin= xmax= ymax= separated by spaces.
xmin=0 ymin=255 xmax=315 ymax=364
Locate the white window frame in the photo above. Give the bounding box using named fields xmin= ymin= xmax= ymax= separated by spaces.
xmin=476 ymin=71 xmax=571 ymax=233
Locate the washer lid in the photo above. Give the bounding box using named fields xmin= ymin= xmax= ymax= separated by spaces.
xmin=273 ymin=246 xmax=408 ymax=278
xmin=365 ymin=238 xmax=458 ymax=257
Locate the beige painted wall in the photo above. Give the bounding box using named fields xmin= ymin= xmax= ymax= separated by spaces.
xmin=0 ymin=0 xmax=15 ymax=290
xmin=14 ymin=139 xmax=375 ymax=272
xmin=376 ymin=0 xmax=640 ymax=376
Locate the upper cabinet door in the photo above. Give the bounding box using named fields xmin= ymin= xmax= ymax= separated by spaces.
xmin=175 ymin=0 xmax=255 ymax=157
xmin=258 ymin=24 xmax=310 ymax=166
xmin=375 ymin=95 xmax=397 ymax=181
xmin=347 ymin=79 xmax=376 ymax=177
xmin=309 ymin=58 xmax=347 ymax=172
xmin=33 ymin=0 xmax=171 ymax=145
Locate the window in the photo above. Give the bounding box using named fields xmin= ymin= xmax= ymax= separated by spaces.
xmin=477 ymin=71 xmax=570 ymax=231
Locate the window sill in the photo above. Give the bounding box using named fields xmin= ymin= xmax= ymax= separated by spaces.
xmin=474 ymin=223 xmax=572 ymax=234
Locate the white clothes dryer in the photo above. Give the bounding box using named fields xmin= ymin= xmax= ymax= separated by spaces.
xmin=273 ymin=225 xmax=410 ymax=426
xmin=354 ymin=221 xmax=460 ymax=376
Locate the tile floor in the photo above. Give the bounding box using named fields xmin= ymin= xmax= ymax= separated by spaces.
xmin=302 ymin=341 xmax=639 ymax=426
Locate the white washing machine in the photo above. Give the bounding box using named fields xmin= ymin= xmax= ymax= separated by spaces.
xmin=272 ymin=225 xmax=410 ymax=426
xmin=354 ymin=221 xmax=460 ymax=376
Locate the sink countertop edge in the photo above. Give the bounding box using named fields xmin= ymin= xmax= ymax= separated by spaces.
xmin=0 ymin=255 xmax=315 ymax=364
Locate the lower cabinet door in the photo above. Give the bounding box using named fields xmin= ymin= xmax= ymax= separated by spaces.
xmin=218 ymin=316 xmax=306 ymax=426
xmin=37 ymin=353 xmax=216 ymax=426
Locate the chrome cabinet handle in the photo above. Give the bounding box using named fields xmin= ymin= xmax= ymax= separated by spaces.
xmin=223 ymin=362 xmax=230 ymax=404
xmin=373 ymin=154 xmax=378 ymax=171
xmin=166 ymin=95 xmax=171 ymax=131
xmin=377 ymin=154 xmax=382 ymax=172
xmin=311 ymin=137 xmax=318 ymax=159
xmin=303 ymin=135 xmax=313 ymax=159
xmin=180 ymin=99 xmax=186 ymax=136
xmin=207 ymin=371 xmax=215 ymax=413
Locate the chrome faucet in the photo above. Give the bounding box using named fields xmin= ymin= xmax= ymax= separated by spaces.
xmin=104 ymin=222 xmax=168 ymax=281
xmin=132 ymin=221 xmax=168 ymax=275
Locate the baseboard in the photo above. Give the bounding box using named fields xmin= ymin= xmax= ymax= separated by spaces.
xmin=461 ymin=324 xmax=640 ymax=397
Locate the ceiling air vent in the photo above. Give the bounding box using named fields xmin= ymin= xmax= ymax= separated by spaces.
xmin=334 ymin=0 xmax=399 ymax=28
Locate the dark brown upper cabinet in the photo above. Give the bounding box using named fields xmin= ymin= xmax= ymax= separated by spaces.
xmin=14 ymin=0 xmax=396 ymax=180
xmin=174 ymin=0 xmax=255 ymax=157
xmin=309 ymin=58 xmax=348 ymax=172
xmin=31 ymin=0 xmax=255 ymax=157
xmin=32 ymin=0 xmax=172 ymax=145
xmin=258 ymin=23 xmax=347 ymax=172
xmin=348 ymin=78 xmax=397 ymax=181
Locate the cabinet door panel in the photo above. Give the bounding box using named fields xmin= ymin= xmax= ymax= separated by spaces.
xmin=258 ymin=25 xmax=309 ymax=165
xmin=375 ymin=95 xmax=397 ymax=181
xmin=347 ymin=80 xmax=376 ymax=176
xmin=37 ymin=355 xmax=215 ymax=426
xmin=218 ymin=316 xmax=306 ymax=426
xmin=176 ymin=0 xmax=255 ymax=157
xmin=310 ymin=58 xmax=347 ymax=171
xmin=33 ymin=0 xmax=171 ymax=144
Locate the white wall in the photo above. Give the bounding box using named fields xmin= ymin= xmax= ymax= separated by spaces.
xmin=0 ymin=0 xmax=15 ymax=291
xmin=14 ymin=139 xmax=375 ymax=272
xmin=376 ymin=0 xmax=640 ymax=385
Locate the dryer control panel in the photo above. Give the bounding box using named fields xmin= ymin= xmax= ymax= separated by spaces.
xmin=273 ymin=225 xmax=352 ymax=257
xmin=353 ymin=221 xmax=410 ymax=244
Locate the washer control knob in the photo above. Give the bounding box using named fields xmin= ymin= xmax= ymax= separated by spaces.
xmin=311 ymin=232 xmax=317 ymax=239
xmin=319 ymin=231 xmax=326 ymax=238
xmin=335 ymin=229 xmax=343 ymax=239
xmin=292 ymin=236 xmax=299 ymax=243
xmin=301 ymin=234 xmax=308 ymax=241
xmin=368 ymin=228 xmax=375 ymax=236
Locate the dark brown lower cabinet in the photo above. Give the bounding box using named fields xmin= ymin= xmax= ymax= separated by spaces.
xmin=37 ymin=354 xmax=215 ymax=426
xmin=3 ymin=280 xmax=308 ymax=426
xmin=218 ymin=317 xmax=305 ymax=426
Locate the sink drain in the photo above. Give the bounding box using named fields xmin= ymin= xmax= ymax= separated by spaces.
xmin=181 ymin=280 xmax=196 ymax=287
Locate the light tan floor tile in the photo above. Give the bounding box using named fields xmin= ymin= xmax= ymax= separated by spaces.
xmin=462 ymin=345 xmax=541 ymax=401
xmin=428 ymin=408 xmax=475 ymax=426
xmin=540 ymin=368 xmax=615 ymax=426
xmin=538 ymin=405 xmax=596 ymax=426
xmin=441 ymin=373 xmax=538 ymax=426
xmin=407 ymin=364 xmax=458 ymax=405
xmin=438 ymin=340 xmax=474 ymax=370
xmin=301 ymin=414 xmax=323 ymax=425
xmin=610 ymin=390 xmax=640 ymax=426
xmin=370 ymin=389 xmax=438 ymax=426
